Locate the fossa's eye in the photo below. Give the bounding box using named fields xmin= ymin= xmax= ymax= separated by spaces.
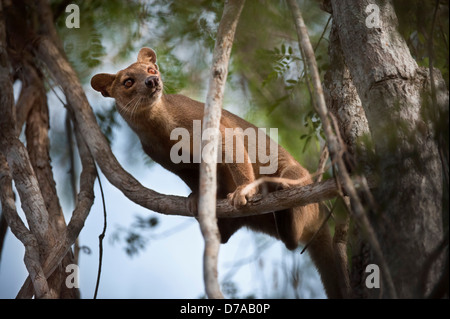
xmin=123 ymin=79 xmax=134 ymax=88
xmin=148 ymin=67 xmax=157 ymax=75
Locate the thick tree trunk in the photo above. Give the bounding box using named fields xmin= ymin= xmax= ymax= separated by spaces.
xmin=330 ymin=0 xmax=447 ymax=298
xmin=323 ymin=23 xmax=370 ymax=165
xmin=323 ymin=17 xmax=373 ymax=299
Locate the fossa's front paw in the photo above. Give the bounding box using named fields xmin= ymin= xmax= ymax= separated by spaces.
xmin=227 ymin=184 xmax=258 ymax=208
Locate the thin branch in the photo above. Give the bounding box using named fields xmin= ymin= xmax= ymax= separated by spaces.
xmin=65 ymin=110 xmax=78 ymax=207
xmin=332 ymin=197 xmax=352 ymax=298
xmin=93 ymin=165 xmax=107 ymax=299
xmin=24 ymin=63 xmax=66 ymax=234
xmin=14 ymin=82 xmax=39 ymax=136
xmin=218 ymin=177 xmax=353 ymax=218
xmin=300 ymin=201 xmax=335 ymax=255
xmin=65 ymin=109 xmax=81 ymax=264
xmin=199 ymin=0 xmax=245 ymax=299
xmin=286 ymin=0 xmax=397 ymax=298
xmin=315 ymin=144 xmax=329 ymax=183
xmin=222 ymin=240 xmax=275 ymax=283
xmin=314 ymin=15 xmax=332 ymax=52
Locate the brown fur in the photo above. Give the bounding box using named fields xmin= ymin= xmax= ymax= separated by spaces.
xmin=91 ymin=48 xmax=341 ymax=298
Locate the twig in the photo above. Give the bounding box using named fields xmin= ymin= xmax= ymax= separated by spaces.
xmin=315 ymin=144 xmax=329 ymax=183
xmin=298 ymin=15 xmax=332 ymax=84
xmin=149 ymin=219 xmax=193 ymax=240
xmin=314 ymin=16 xmax=332 ymax=52
xmin=300 ymin=200 xmax=335 ymax=254
xmin=222 ymin=239 xmax=275 ymax=282
xmin=93 ymin=165 xmax=107 ymax=299
xmin=65 ymin=109 xmax=80 ymax=264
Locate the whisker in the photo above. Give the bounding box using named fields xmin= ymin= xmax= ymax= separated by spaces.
xmin=131 ymin=97 xmax=143 ymax=121
xmin=120 ymin=96 xmax=140 ymax=117
xmin=122 ymin=96 xmax=138 ymax=111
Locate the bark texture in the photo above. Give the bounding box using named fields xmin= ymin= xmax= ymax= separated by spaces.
xmin=198 ymin=0 xmax=245 ymax=299
xmin=323 ymin=22 xmax=370 ymax=166
xmin=330 ymin=0 xmax=447 ymax=298
xmin=323 ymin=14 xmax=372 ymax=299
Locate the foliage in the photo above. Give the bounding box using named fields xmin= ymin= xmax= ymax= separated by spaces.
xmin=53 ymin=0 xmax=143 ymax=82
xmin=394 ymin=0 xmax=449 ymax=86
xmin=110 ymin=215 xmax=159 ymax=257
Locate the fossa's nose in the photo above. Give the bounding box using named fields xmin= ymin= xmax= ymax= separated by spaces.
xmin=145 ymin=76 xmax=159 ymax=88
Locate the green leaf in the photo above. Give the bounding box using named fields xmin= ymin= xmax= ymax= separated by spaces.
xmin=303 ymin=136 xmax=312 ymax=153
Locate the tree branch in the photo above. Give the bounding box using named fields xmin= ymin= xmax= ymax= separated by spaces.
xmin=332 ymin=197 xmax=352 ymax=298
xmin=0 ymin=155 xmax=51 ymax=299
xmin=24 ymin=62 xmax=66 ymax=234
xmin=14 ymin=81 xmax=39 ymax=136
xmin=16 ymin=111 xmax=97 ymax=299
xmin=199 ymin=0 xmax=245 ymax=299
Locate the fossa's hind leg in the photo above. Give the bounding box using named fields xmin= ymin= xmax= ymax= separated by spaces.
xmin=274 ymin=164 xmax=342 ymax=298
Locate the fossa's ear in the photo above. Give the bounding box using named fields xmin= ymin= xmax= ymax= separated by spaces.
xmin=137 ymin=47 xmax=157 ymax=64
xmin=91 ymin=73 xmax=116 ymax=97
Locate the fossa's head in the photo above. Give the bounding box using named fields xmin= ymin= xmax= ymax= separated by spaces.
xmin=91 ymin=48 xmax=163 ymax=115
